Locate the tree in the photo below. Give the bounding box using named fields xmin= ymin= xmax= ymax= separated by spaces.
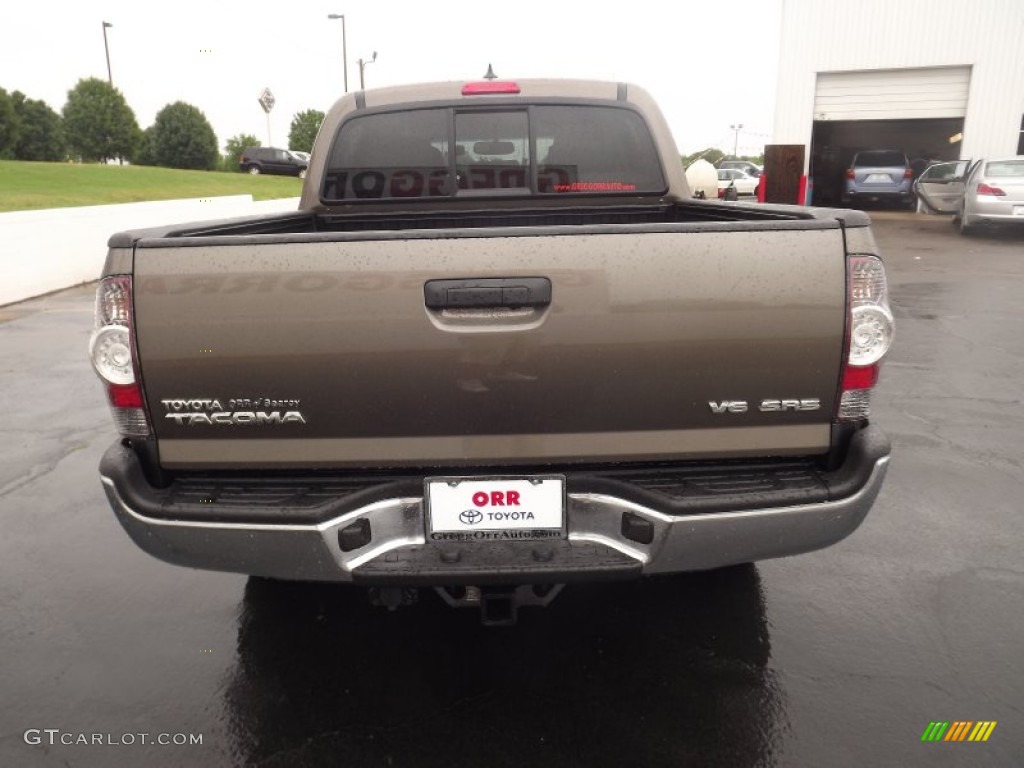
xmin=288 ymin=109 xmax=324 ymax=153
xmin=0 ymin=88 xmax=19 ymax=159
xmin=62 ymin=78 xmax=140 ymax=162
xmin=134 ymin=125 xmax=157 ymax=166
xmin=224 ymin=133 xmax=260 ymax=171
xmin=12 ymin=91 xmax=65 ymax=161
xmin=149 ymin=101 xmax=219 ymax=170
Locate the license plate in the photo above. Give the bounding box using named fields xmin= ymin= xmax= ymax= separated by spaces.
xmin=425 ymin=476 xmax=566 ymax=542
xmin=1013 ymin=206 xmax=1024 ymax=216
xmin=866 ymin=173 xmax=891 ymax=183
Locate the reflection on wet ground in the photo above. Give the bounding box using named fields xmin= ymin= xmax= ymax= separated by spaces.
xmin=225 ymin=568 xmax=783 ymax=767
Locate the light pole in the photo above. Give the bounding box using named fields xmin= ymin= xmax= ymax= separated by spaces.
xmin=730 ymin=123 xmax=743 ymax=158
xmin=102 ymin=21 xmax=114 ymax=86
xmin=326 ymin=14 xmax=348 ymax=93
xmin=358 ymin=51 xmax=377 ymax=90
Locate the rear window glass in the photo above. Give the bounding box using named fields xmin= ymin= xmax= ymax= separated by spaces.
xmin=455 ymin=111 xmax=530 ymax=191
xmin=533 ymin=106 xmax=664 ymax=194
xmin=984 ymin=160 xmax=1024 ymax=177
xmin=854 ymin=151 xmax=907 ymax=167
xmin=322 ymin=104 xmax=665 ymax=202
xmin=323 ymin=109 xmax=450 ymax=200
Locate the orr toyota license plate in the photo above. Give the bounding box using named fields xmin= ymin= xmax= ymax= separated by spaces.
xmin=425 ymin=476 xmax=566 ymax=542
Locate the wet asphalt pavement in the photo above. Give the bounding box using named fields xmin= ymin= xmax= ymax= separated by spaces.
xmin=1 ymin=215 xmax=1022 ymax=767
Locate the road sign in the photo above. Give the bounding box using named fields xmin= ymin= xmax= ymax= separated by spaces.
xmin=258 ymin=87 xmax=275 ymax=114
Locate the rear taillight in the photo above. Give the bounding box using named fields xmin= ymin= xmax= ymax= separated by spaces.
xmin=838 ymin=256 xmax=894 ymax=421
xmin=844 ymin=169 xmax=855 ymax=180
xmin=977 ymin=183 xmax=1005 ymax=196
xmin=903 ymin=168 xmax=913 ymax=179
xmin=90 ymin=276 xmax=151 ymax=437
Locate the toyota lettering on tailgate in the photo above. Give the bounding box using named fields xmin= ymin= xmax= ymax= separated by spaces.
xmin=160 ymin=397 xmax=306 ymax=426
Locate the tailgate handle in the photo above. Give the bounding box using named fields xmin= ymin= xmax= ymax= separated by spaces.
xmin=424 ymin=278 xmax=551 ymax=310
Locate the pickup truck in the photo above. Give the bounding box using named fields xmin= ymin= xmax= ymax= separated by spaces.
xmin=91 ymin=79 xmax=894 ymax=624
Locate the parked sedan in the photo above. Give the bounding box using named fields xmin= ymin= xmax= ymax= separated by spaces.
xmin=718 ymin=160 xmax=762 ymax=178
xmin=915 ymin=157 xmax=1024 ymax=235
xmin=717 ymin=169 xmax=759 ymax=197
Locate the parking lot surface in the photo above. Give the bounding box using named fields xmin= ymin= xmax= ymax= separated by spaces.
xmin=1 ymin=215 xmax=1021 ymax=766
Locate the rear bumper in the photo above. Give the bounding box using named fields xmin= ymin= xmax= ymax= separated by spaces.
xmin=964 ymin=198 xmax=1024 ymax=225
xmin=100 ymin=427 xmax=890 ymax=584
xmin=843 ymin=189 xmax=913 ymax=202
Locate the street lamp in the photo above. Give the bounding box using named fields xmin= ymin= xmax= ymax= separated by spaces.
xmin=730 ymin=123 xmax=743 ymax=158
xmin=102 ymin=21 xmax=114 ymax=87
xmin=358 ymin=51 xmax=377 ymax=90
xmin=326 ymin=14 xmax=348 ymax=93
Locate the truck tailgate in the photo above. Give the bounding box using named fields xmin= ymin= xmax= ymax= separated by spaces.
xmin=132 ymin=224 xmax=847 ymax=469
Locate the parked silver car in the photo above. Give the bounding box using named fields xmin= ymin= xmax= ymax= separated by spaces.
xmin=915 ymin=157 xmax=1024 ymax=235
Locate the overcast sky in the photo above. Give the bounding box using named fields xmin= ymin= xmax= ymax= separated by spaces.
xmin=1 ymin=1 xmax=781 ymax=156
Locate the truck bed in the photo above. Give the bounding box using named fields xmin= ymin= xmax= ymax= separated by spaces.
xmin=111 ymin=199 xmax=848 ymax=243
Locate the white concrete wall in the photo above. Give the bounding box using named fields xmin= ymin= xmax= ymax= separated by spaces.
xmin=774 ymin=0 xmax=1024 ymax=170
xmin=0 ymin=195 xmax=300 ymax=307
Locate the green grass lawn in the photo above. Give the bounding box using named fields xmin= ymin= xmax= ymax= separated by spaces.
xmin=0 ymin=160 xmax=302 ymax=213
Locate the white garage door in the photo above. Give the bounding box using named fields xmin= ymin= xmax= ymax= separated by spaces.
xmin=814 ymin=67 xmax=971 ymax=121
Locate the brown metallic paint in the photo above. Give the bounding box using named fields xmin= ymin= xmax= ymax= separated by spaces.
xmin=133 ymin=228 xmax=845 ymax=467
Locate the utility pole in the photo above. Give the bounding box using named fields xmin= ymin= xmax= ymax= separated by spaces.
xmin=730 ymin=123 xmax=743 ymax=158
xmin=358 ymin=51 xmax=377 ymax=90
xmin=326 ymin=14 xmax=348 ymax=92
xmin=102 ymin=22 xmax=114 ymax=86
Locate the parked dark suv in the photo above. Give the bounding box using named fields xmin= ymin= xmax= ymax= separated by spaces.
xmin=239 ymin=147 xmax=308 ymax=178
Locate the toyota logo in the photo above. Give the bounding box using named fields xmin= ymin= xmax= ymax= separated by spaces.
xmin=459 ymin=509 xmax=483 ymax=525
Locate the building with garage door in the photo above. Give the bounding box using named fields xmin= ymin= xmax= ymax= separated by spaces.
xmin=772 ymin=0 xmax=1024 ymax=206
